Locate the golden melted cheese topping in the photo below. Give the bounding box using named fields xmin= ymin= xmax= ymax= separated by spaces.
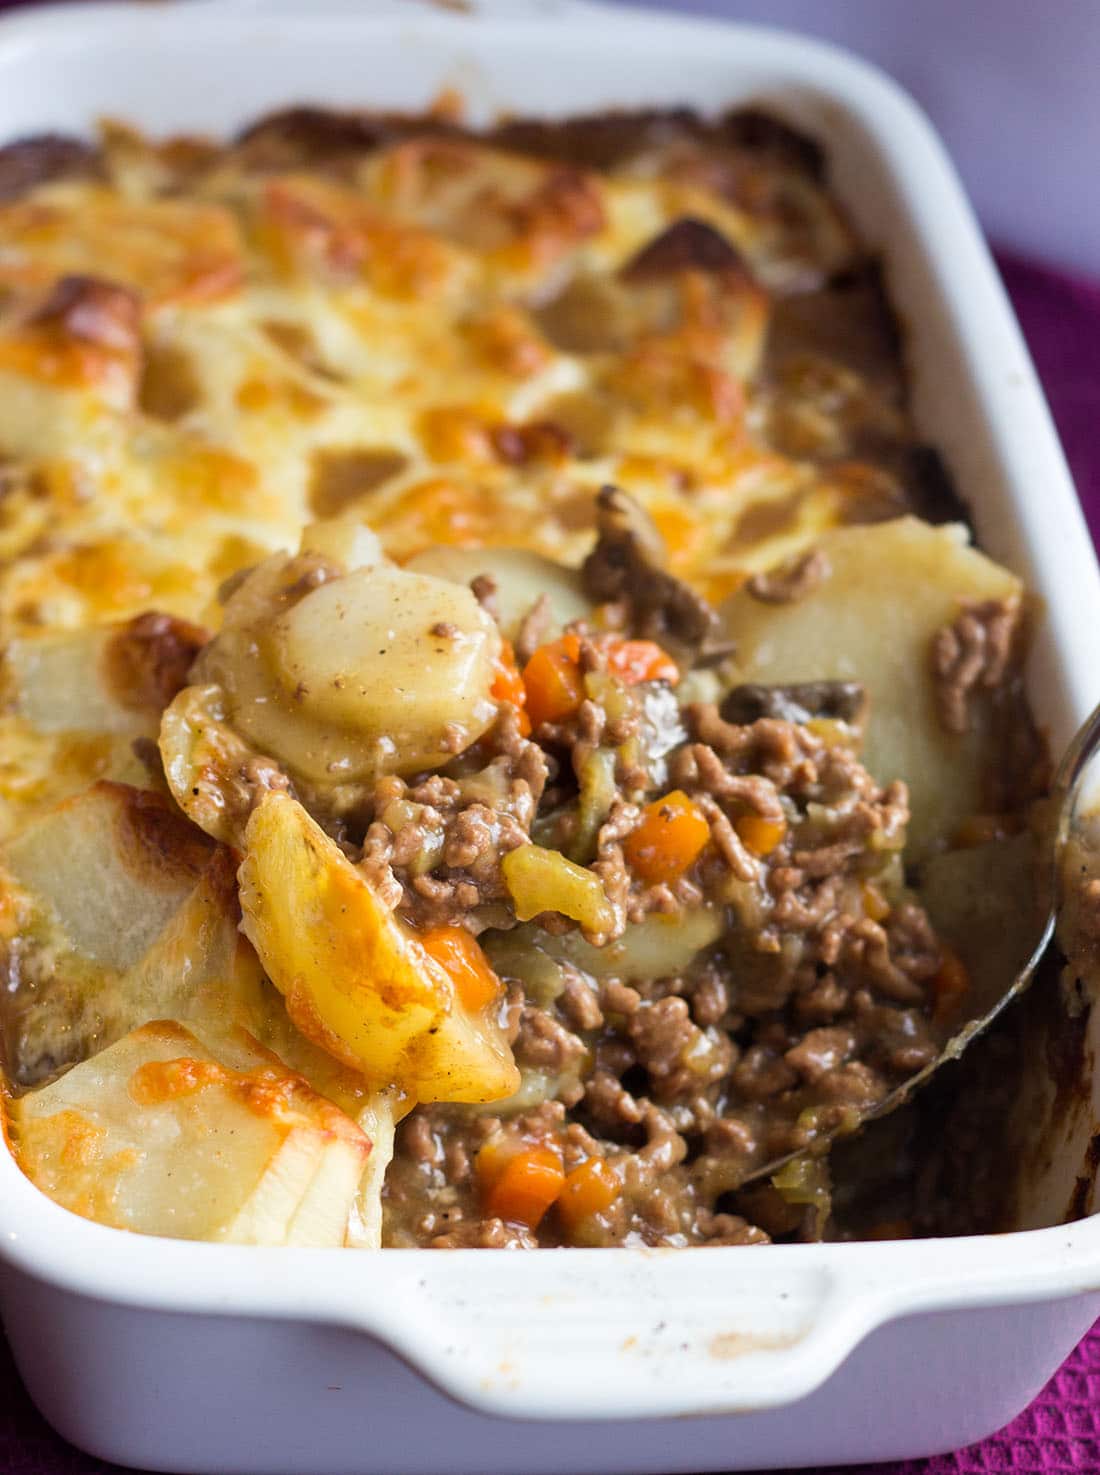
xmin=0 ymin=106 xmax=936 ymax=839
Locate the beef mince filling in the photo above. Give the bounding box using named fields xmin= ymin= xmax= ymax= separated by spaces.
xmin=381 ymin=627 xmax=942 ymax=1248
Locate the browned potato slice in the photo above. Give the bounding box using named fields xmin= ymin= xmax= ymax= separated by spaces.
xmin=10 ymin=1020 xmax=371 ymax=1246
xmin=158 ymin=682 xmax=263 ymax=847
xmin=0 ymin=783 xmax=253 ymax=1084
xmin=722 ymin=518 xmax=1023 ymax=858
xmin=5 ymin=780 xmax=214 ymax=972
xmin=4 ymin=612 xmax=205 ymax=735
xmin=238 ymin=792 xmax=519 ymax=1105
xmin=0 ymin=779 xmax=400 ymax=1243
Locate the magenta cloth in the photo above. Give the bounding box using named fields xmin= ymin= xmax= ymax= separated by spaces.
xmin=0 ymin=251 xmax=1095 ymax=1475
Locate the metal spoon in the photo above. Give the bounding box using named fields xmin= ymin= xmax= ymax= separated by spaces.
xmin=743 ymin=696 xmax=1100 ymax=1187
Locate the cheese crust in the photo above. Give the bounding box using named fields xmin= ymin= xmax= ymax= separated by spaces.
xmin=0 ymin=105 xmax=946 ymax=840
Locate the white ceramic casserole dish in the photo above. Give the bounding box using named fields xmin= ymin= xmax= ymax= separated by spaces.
xmin=0 ymin=3 xmax=1098 ymax=1471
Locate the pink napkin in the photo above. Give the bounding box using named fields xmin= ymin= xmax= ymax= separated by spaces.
xmin=996 ymin=252 xmax=1100 ymax=546
xmin=0 ymin=250 xmax=1096 ymax=1474
xmin=817 ymin=1315 xmax=1100 ymax=1475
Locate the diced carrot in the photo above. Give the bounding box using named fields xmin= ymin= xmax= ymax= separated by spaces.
xmin=474 ymin=1136 xmax=516 ymax=1193
xmin=932 ymin=946 xmax=970 ymax=1023
xmin=734 ymin=814 xmax=787 ymax=858
xmin=556 ymin=1157 xmax=620 ymax=1235
xmin=623 ymin=790 xmax=711 ymax=885
xmin=419 ymin=924 xmax=502 ymax=1013
xmin=861 ymin=881 xmax=891 ymax=923
xmin=522 ymin=632 xmax=678 ymax=729
xmin=484 ymin=1145 xmax=565 ymax=1229
xmin=490 ymin=639 xmax=531 ymax=735
xmin=491 ymin=639 xmax=526 ymax=707
xmin=604 ymin=638 xmax=679 ymax=687
xmin=522 ymin=636 xmax=585 ymax=728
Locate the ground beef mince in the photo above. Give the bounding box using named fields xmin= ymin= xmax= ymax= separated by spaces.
xmin=379 ymin=611 xmax=953 ymax=1248
xmin=929 ymin=594 xmax=1022 ymax=735
xmin=360 ymin=706 xmax=548 ymax=931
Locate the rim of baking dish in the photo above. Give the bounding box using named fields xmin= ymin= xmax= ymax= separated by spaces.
xmin=0 ymin=0 xmax=1096 ymax=1425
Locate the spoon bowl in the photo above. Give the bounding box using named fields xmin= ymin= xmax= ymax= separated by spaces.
xmin=744 ymin=696 xmax=1100 ymax=1187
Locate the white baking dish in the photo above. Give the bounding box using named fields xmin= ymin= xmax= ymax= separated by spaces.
xmin=0 ymin=3 xmax=1098 ymax=1471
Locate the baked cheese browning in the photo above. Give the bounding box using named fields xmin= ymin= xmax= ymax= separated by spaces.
xmin=0 ymin=105 xmax=1041 ymax=1252
xmin=0 ymin=106 xmax=934 ymax=657
xmin=0 ymin=103 xmax=927 ymax=850
xmin=10 ymin=1019 xmax=374 ymax=1246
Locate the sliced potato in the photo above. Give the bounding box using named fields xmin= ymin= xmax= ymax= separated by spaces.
xmin=272 ymin=565 xmax=498 ymax=738
xmin=238 ymin=1009 xmax=402 ymax=1249
xmin=298 ymin=515 xmax=384 ymax=573
xmin=405 ymin=545 xmax=591 ymax=643
xmin=238 ymin=792 xmax=519 ymax=1104
xmin=0 ymin=784 xmax=400 ymax=1243
xmin=489 ymin=906 xmax=724 ymax=986
xmin=5 ymin=612 xmax=204 ymax=735
xmin=345 ymin=1090 xmax=399 ymax=1249
xmin=6 ymin=627 xmax=140 ymax=735
xmin=190 ymin=551 xmax=501 ymax=789
xmin=0 ymin=778 xmax=371 ymax=1096
xmin=549 ymin=906 xmax=724 ymax=982
xmin=722 ymin=518 xmax=1023 ymax=858
xmin=158 ymin=681 xmax=267 ymax=847
xmin=4 ymin=780 xmax=213 ymax=972
xmin=0 ymin=784 xmax=254 ymax=1085
xmin=10 ymin=1020 xmax=371 ymax=1246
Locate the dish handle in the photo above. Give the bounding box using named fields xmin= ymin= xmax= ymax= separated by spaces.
xmin=325 ymin=1250 xmax=873 ymax=1421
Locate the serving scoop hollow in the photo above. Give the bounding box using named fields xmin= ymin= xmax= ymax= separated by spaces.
xmin=744 ymin=696 xmax=1100 ymax=1187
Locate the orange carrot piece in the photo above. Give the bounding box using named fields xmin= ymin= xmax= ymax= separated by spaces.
xmin=734 ymin=814 xmax=787 ymax=858
xmin=556 ymin=1157 xmax=620 ymax=1235
xmin=474 ymin=1136 xmax=514 ymax=1193
xmin=522 ymin=632 xmax=678 ymax=730
xmin=419 ymin=924 xmax=502 ymax=1013
xmin=603 ymin=638 xmax=679 ymax=687
xmin=622 ymin=790 xmax=710 ymax=885
xmin=522 ymin=637 xmax=585 ymax=728
xmin=484 ymin=1145 xmax=565 ymax=1229
xmin=490 ymin=639 xmax=531 ymax=734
